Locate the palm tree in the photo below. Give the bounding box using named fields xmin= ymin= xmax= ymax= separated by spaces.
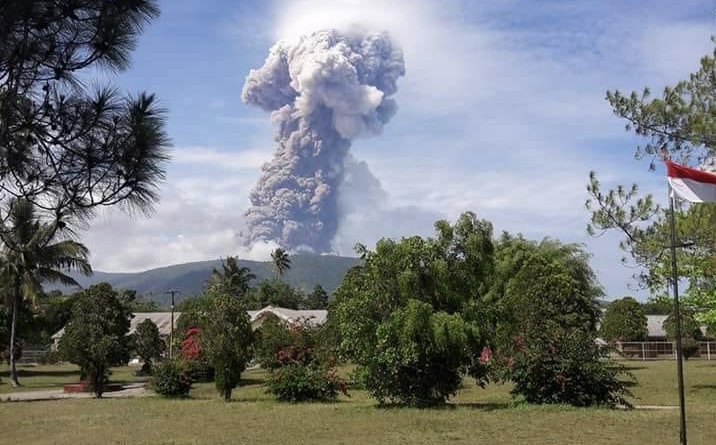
xmin=0 ymin=199 xmax=92 ymax=387
xmin=270 ymin=248 xmax=291 ymax=280
xmin=207 ymin=256 xmax=256 ymax=297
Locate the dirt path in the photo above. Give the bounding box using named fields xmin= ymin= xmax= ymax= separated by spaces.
xmin=0 ymin=383 xmax=151 ymax=402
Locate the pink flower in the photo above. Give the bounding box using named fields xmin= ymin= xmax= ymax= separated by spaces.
xmin=479 ymin=346 xmax=492 ymax=364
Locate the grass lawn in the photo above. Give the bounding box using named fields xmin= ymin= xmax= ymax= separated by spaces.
xmin=1 ymin=360 xmax=714 ymax=445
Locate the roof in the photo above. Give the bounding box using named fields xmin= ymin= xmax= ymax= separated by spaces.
xmin=647 ymin=315 xmax=668 ymax=339
xmin=51 ymin=312 xmax=183 ymax=340
xmin=51 ymin=306 xmax=328 ymax=341
xmin=250 ymin=306 xmax=327 ymax=326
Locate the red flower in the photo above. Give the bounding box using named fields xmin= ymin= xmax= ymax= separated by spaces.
xmin=180 ymin=327 xmax=202 ymax=360
xmin=479 ymin=346 xmax=492 ymax=364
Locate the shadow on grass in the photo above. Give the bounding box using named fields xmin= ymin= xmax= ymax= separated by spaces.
xmin=375 ymin=401 xmax=513 ymax=411
xmin=239 ymin=378 xmax=265 ymax=387
xmin=691 ymin=384 xmax=716 ymax=391
xmin=619 ymin=366 xmax=648 ymax=372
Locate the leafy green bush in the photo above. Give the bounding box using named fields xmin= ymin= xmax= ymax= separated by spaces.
xmin=507 ymin=330 xmax=631 ymax=407
xmin=183 ymin=356 xmax=214 ymax=382
xmin=361 ymin=300 xmax=470 ymax=406
xmin=151 ymin=360 xmax=192 ymax=397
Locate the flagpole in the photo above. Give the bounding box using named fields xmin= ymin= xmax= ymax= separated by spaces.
xmin=668 ymin=188 xmax=688 ymax=445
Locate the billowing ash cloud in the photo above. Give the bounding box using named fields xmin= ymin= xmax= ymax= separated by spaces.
xmin=240 ymin=29 xmax=405 ymax=252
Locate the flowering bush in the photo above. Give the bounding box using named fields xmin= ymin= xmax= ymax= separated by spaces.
xmin=266 ymin=360 xmax=347 ymax=402
xmin=507 ymin=330 xmax=632 ymax=407
xmin=151 ymin=360 xmax=192 ymax=397
xmin=181 ymin=327 xmax=202 ymax=360
xmin=266 ymin=341 xmax=347 ymax=402
xmin=180 ymin=327 xmax=214 ymax=382
xmin=255 ymin=315 xmax=319 ymax=369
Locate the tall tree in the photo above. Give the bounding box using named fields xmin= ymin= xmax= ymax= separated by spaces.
xmin=200 ymin=292 xmax=254 ymax=401
xmin=206 ymin=256 xmax=255 ymax=297
xmin=245 ymin=279 xmax=302 ymax=310
xmin=503 ymin=251 xmax=600 ymax=341
xmin=0 ymin=198 xmax=91 ymax=386
xmin=270 ymin=248 xmax=291 ymax=279
xmin=58 ymin=283 xmax=131 ymax=397
xmin=586 ymin=39 xmax=716 ymax=325
xmin=600 ymin=297 xmax=648 ymax=342
xmin=332 ymin=212 xmax=496 ymax=406
xmin=303 ymin=284 xmax=329 ymax=309
xmin=0 ymin=1 xmax=170 ymax=226
xmin=131 ymin=318 xmax=164 ymax=374
xmin=488 ymin=234 xmax=602 ymax=347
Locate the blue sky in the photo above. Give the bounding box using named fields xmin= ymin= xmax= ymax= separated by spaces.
xmin=83 ymin=0 xmax=716 ymax=300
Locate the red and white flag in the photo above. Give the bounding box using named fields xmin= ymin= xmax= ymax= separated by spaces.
xmin=666 ymin=161 xmax=716 ymax=203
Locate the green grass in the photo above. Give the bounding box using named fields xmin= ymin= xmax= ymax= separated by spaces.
xmin=1 ymin=360 xmax=715 ymax=445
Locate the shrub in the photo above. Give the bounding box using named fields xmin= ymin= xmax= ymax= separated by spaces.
xmin=266 ymin=361 xmax=346 ymax=402
xmin=507 ymin=330 xmax=632 ymax=408
xmin=183 ymin=357 xmax=215 ymax=382
xmin=260 ymin=316 xmax=347 ymax=402
xmin=361 ymin=300 xmax=470 ymax=406
xmin=151 ymin=360 xmax=192 ymax=397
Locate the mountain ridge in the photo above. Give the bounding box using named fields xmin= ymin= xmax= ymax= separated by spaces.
xmin=56 ymin=253 xmax=361 ymax=307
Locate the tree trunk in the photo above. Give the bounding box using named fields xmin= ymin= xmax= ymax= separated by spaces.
xmin=9 ymin=291 xmax=21 ymax=387
xmin=224 ymin=387 xmax=232 ymax=402
xmin=95 ymin=364 xmax=104 ymax=398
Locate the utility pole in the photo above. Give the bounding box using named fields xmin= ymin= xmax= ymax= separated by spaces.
xmin=164 ymin=289 xmax=180 ymax=359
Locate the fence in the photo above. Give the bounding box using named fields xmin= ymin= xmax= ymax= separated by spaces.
xmin=614 ymin=341 xmax=716 ymax=361
xmin=15 ymin=349 xmax=51 ymax=365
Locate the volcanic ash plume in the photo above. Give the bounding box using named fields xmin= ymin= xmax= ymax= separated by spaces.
xmin=240 ymin=29 xmax=405 ymax=252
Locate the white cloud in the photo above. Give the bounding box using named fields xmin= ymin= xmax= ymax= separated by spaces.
xmin=83 ymin=165 xmax=262 ymax=271
xmin=173 ymin=146 xmax=270 ymax=171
